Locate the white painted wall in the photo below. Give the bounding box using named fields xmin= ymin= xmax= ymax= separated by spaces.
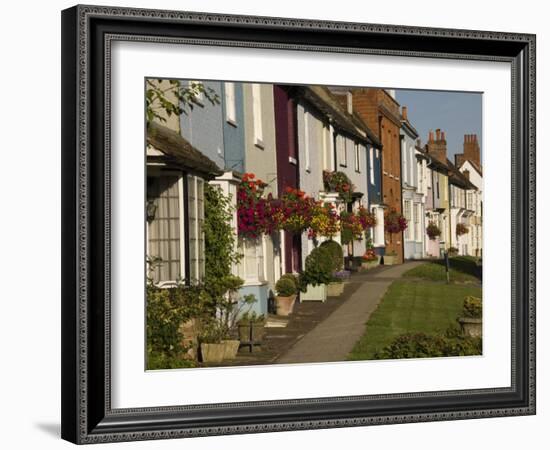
xmin=297 ymin=103 xmax=328 ymax=264
xmin=459 ymin=160 xmax=483 ymax=256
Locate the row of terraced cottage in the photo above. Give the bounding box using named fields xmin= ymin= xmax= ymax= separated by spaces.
xmin=146 ymin=80 xmax=483 ymax=316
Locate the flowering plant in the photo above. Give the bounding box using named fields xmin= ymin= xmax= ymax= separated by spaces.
xmin=340 ymin=211 xmax=364 ymax=244
xmin=426 ymin=221 xmax=441 ymax=240
xmin=456 ymin=223 xmax=469 ymax=236
xmin=384 ymin=209 xmax=408 ymax=234
xmin=237 ymin=173 xmax=280 ymax=238
xmin=323 ymin=170 xmax=355 ymax=202
xmin=308 ymin=203 xmax=340 ymax=239
xmin=279 ymin=187 xmax=316 ymax=233
xmin=357 ymin=206 xmax=377 ymax=230
xmin=333 ymin=270 xmax=351 ymax=280
xmin=362 ymin=248 xmax=378 ymax=262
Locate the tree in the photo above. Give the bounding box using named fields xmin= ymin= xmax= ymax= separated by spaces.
xmin=145 ymin=79 xmax=220 ymax=125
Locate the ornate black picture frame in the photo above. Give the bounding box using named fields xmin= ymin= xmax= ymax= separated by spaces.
xmin=61 ymin=4 xmax=536 ymax=444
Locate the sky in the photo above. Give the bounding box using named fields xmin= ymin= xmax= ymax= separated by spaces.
xmin=394 ymin=89 xmax=482 ymax=159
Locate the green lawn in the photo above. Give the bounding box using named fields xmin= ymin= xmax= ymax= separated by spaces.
xmin=348 ymin=280 xmax=482 ymax=361
xmin=403 ymin=256 xmax=481 ymax=283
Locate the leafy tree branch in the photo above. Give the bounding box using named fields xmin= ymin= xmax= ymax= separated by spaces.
xmin=146 ymin=79 xmax=220 ymax=125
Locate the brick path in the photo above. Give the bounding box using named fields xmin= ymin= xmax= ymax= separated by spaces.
xmin=276 ymin=261 xmax=423 ymax=364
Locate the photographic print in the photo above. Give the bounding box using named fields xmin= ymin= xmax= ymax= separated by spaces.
xmin=61 ymin=6 xmax=535 ymax=442
xmin=145 ymin=79 xmax=483 ymax=370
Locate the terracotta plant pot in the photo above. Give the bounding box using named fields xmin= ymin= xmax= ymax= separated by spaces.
xmin=200 ymin=342 xmax=226 ymax=363
xmin=458 ymin=317 xmax=482 ymax=338
xmin=327 ymin=282 xmax=344 ymax=297
xmin=222 ymin=339 xmax=240 ymax=359
xmin=275 ymin=294 xmax=297 ymax=316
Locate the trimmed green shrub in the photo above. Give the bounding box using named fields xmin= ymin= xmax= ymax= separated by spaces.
xmin=462 ymin=296 xmax=482 ymax=318
xmin=300 ymin=246 xmax=334 ymax=288
xmin=374 ymin=330 xmax=482 ymax=359
xmin=320 ymin=240 xmax=344 ymax=272
xmin=275 ymin=273 xmax=298 ymax=296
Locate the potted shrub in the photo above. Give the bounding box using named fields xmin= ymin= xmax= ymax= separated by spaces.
xmin=299 ymin=246 xmax=333 ymax=302
xmin=326 ymin=270 xmax=352 ymax=296
xmin=361 ymin=243 xmax=379 ymax=270
xmin=383 ymin=250 xmax=397 ymax=265
xmin=274 ymin=274 xmax=298 ymax=316
xmin=333 ymin=270 xmax=351 ymax=283
xmin=198 ymin=320 xmax=226 ymax=364
xmin=457 ymin=296 xmax=482 ymax=337
xmin=251 ymin=314 xmax=266 ymax=343
xmin=320 ymin=240 xmax=346 ymax=297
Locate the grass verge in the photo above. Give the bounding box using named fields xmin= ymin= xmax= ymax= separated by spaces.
xmin=403 ymin=256 xmax=481 ymax=283
xmin=348 ymin=280 xmax=482 ymax=361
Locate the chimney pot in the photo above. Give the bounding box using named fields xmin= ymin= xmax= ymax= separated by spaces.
xmin=436 ymin=129 xmax=441 ymax=140
xmin=441 ymin=131 xmax=446 ymax=141
xmin=402 ymin=106 xmax=408 ymax=120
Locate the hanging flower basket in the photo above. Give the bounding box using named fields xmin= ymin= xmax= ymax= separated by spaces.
xmin=357 ymin=206 xmax=377 ymax=230
xmin=237 ymin=173 xmax=280 ymax=238
xmin=456 ymin=223 xmax=469 ymax=236
xmin=308 ymin=202 xmax=340 ymax=239
xmin=384 ymin=209 xmax=408 ymax=235
xmin=340 ymin=211 xmax=363 ymax=244
xmin=322 ymin=170 xmax=355 ymax=203
xmin=279 ymin=187 xmax=316 ymax=234
xmin=426 ymin=221 xmax=441 ymax=240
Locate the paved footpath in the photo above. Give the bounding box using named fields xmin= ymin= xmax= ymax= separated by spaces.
xmin=276 ymin=261 xmax=423 ymax=364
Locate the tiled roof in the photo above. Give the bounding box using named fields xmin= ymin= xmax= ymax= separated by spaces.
xmin=295 ymin=85 xmax=382 ymax=147
xmin=147 ymin=121 xmax=223 ymax=177
xmin=446 ymin=158 xmax=477 ymax=190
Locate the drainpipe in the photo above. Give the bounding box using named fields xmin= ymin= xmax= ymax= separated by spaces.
xmin=377 ymin=114 xmax=386 ymax=260
xmin=332 ymin=122 xmax=338 ymax=171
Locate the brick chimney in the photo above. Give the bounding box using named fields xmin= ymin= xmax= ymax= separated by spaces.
xmin=350 ymin=88 xmax=382 ymax=138
xmin=463 ymin=134 xmax=481 ymax=168
xmin=401 ymin=106 xmax=408 ymax=120
xmin=426 ymin=128 xmax=447 ymax=162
